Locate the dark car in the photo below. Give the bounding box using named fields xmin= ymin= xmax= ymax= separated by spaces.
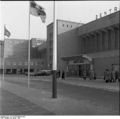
xmin=34 ymin=70 xmax=52 ymax=76
xmin=24 ymin=70 xmax=52 ymax=76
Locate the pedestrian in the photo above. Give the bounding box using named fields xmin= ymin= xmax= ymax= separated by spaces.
xmin=115 ymin=70 xmax=119 ymax=82
xmin=58 ymin=70 xmax=61 ymax=78
xmin=83 ymin=70 xmax=87 ymax=80
xmin=111 ymin=70 xmax=115 ymax=82
xmin=89 ymin=70 xmax=94 ymax=80
xmin=104 ymin=69 xmax=111 ymax=83
xmin=94 ymin=72 xmax=96 ymax=80
xmin=62 ymin=71 xmax=65 ymax=80
xmin=116 ymin=71 xmax=120 ymax=82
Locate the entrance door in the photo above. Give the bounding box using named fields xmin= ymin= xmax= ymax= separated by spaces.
xmin=79 ymin=64 xmax=90 ymax=77
xmin=68 ymin=65 xmax=79 ymax=77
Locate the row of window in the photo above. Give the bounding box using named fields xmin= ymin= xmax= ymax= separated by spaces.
xmin=5 ymin=40 xmax=25 ymax=44
xmin=5 ymin=61 xmax=41 ymax=66
xmin=62 ymin=24 xmax=72 ymax=28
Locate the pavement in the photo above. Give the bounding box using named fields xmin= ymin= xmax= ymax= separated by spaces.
xmin=28 ymin=76 xmax=119 ymax=92
xmin=58 ymin=77 xmax=120 ymax=92
xmin=0 ymin=88 xmax=54 ymax=115
xmin=0 ymin=75 xmax=119 ymax=115
xmin=1 ymin=75 xmax=119 ymax=92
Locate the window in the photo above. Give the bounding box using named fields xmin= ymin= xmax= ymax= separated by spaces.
xmin=62 ymin=24 xmax=64 ymax=27
xmin=67 ymin=25 xmax=68 ymax=27
xmin=71 ymin=25 xmax=72 ymax=28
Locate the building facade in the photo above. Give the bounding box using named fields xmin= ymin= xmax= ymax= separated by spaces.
xmin=0 ymin=11 xmax=119 ymax=78
xmin=47 ymin=20 xmax=83 ymax=69
xmin=0 ymin=38 xmax=47 ymax=74
xmin=47 ymin=11 xmax=119 ymax=78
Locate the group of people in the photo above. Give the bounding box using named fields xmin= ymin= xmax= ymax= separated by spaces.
xmin=104 ymin=69 xmax=120 ymax=83
xmin=57 ymin=69 xmax=120 ymax=83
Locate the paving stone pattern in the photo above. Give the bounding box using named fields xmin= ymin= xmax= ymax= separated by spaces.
xmin=0 ymin=89 xmax=54 ymax=115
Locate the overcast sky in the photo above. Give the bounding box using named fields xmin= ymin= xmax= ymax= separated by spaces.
xmin=0 ymin=1 xmax=120 ymax=40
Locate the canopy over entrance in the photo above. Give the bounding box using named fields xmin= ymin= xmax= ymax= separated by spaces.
xmin=61 ymin=54 xmax=92 ymax=65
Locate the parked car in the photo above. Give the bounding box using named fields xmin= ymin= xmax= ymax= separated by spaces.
xmin=34 ymin=70 xmax=52 ymax=76
xmin=24 ymin=70 xmax=52 ymax=76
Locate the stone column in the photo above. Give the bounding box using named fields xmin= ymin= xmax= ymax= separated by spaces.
xmin=104 ymin=29 xmax=108 ymax=50
xmin=90 ymin=34 xmax=95 ymax=53
xmin=114 ymin=28 xmax=117 ymax=49
xmin=82 ymin=37 xmax=85 ymax=54
xmin=102 ymin=31 xmax=106 ymax=51
xmin=88 ymin=34 xmax=93 ymax=53
xmin=83 ymin=37 xmax=86 ymax=54
xmin=99 ymin=31 xmax=103 ymax=51
xmin=110 ymin=27 xmax=115 ymax=50
xmin=116 ymin=28 xmax=119 ymax=49
xmin=107 ymin=29 xmax=111 ymax=50
xmin=94 ymin=32 xmax=98 ymax=52
xmin=89 ymin=35 xmax=92 ymax=53
xmin=85 ymin=36 xmax=89 ymax=53
xmin=96 ymin=32 xmax=101 ymax=52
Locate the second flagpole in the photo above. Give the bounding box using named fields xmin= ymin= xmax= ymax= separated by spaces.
xmin=3 ymin=26 xmax=5 ymax=81
xmin=28 ymin=1 xmax=31 ymax=88
xmin=52 ymin=0 xmax=57 ymax=98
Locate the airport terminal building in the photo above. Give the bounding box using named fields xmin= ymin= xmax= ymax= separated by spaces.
xmin=47 ymin=11 xmax=119 ymax=78
xmin=0 ymin=10 xmax=119 ymax=78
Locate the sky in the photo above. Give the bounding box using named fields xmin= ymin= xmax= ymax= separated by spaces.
xmin=0 ymin=1 xmax=120 ymax=40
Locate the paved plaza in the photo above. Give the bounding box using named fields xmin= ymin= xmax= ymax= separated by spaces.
xmin=0 ymin=75 xmax=119 ymax=115
xmin=0 ymin=89 xmax=53 ymax=115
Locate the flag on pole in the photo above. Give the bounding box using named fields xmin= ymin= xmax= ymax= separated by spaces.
xmin=4 ymin=26 xmax=11 ymax=37
xmin=30 ymin=1 xmax=46 ymax=23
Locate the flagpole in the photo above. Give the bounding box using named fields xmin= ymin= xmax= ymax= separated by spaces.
xmin=52 ymin=0 xmax=57 ymax=98
xmin=3 ymin=26 xmax=5 ymax=81
xmin=28 ymin=1 xmax=31 ymax=88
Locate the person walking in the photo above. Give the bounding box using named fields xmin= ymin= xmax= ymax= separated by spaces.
xmin=104 ymin=69 xmax=111 ymax=83
xmin=62 ymin=71 xmax=65 ymax=80
xmin=57 ymin=70 xmax=61 ymax=78
xmin=89 ymin=70 xmax=94 ymax=80
xmin=83 ymin=70 xmax=87 ymax=80
xmin=94 ymin=71 xmax=96 ymax=80
xmin=111 ymin=69 xmax=115 ymax=82
xmin=115 ymin=70 xmax=119 ymax=82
